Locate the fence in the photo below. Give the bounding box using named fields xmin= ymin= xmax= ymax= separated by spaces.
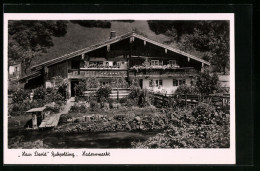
xmin=151 ymin=92 xmax=230 ymax=111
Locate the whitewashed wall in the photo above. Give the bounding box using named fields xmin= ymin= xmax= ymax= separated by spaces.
xmin=142 ymin=77 xmax=192 ymax=95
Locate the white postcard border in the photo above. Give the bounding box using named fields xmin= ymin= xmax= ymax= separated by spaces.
xmin=3 ymin=13 xmax=235 ymax=164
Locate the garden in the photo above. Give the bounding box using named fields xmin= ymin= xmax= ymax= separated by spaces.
xmin=8 ymin=70 xmax=230 ymax=149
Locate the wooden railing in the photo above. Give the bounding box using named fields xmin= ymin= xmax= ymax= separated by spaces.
xmin=68 ymin=69 xmax=128 ymax=78
xmin=129 ymin=67 xmax=198 ymax=78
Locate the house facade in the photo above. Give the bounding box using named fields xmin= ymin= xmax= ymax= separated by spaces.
xmin=20 ymin=31 xmax=210 ymax=97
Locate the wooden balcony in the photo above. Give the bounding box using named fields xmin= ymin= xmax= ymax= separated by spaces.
xmin=129 ymin=67 xmax=197 ymax=78
xmin=68 ymin=69 xmax=128 ymax=79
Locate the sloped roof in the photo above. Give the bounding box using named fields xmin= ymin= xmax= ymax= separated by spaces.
xmin=31 ymin=32 xmax=210 ymax=71
xmin=26 ymin=107 xmax=46 ymax=113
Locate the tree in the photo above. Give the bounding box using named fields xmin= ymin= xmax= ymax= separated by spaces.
xmin=195 ymin=70 xmax=220 ymax=95
xmin=8 ymin=20 xmax=68 ymax=73
xmin=181 ymin=21 xmax=230 ymax=74
xmin=147 ymin=21 xmax=230 ymax=74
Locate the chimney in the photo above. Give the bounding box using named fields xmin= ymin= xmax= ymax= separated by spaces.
xmin=110 ymin=31 xmax=116 ymax=39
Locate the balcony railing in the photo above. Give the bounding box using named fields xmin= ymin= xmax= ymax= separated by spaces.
xmin=68 ymin=69 xmax=128 ymax=78
xmin=129 ymin=66 xmax=197 ymax=78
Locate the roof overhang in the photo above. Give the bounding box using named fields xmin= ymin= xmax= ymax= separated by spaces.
xmin=19 ymin=71 xmax=41 ymax=83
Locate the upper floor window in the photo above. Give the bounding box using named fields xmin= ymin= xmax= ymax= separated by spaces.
xmin=169 ymin=60 xmax=177 ymax=66
xmin=151 ymin=60 xmax=159 ymax=66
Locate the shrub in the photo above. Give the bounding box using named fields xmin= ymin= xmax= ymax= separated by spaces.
xmin=128 ymin=85 xmax=142 ymax=99
xmin=45 ymin=88 xmax=65 ymax=105
xmin=125 ymin=99 xmax=138 ymax=107
xmin=33 ymin=87 xmax=46 ymax=100
xmin=74 ymin=80 xmax=87 ymax=97
xmin=10 ymin=99 xmax=31 ymax=115
xmin=96 ymin=85 xmax=112 ymax=102
xmin=195 ymin=71 xmax=220 ymax=95
xmin=45 ymin=104 xmax=61 ymax=113
xmin=175 ymin=85 xmax=199 ymax=95
xmin=30 ymin=99 xmax=45 ymax=108
xmin=119 ymin=97 xmax=128 ymax=104
xmin=90 ymin=100 xmax=99 ymax=111
xmin=138 ymin=89 xmax=153 ymax=107
xmin=12 ymin=89 xmax=30 ymax=104
xmin=191 ymin=103 xmax=217 ymax=125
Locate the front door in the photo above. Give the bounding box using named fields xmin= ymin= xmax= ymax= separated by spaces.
xmin=71 ymin=80 xmax=79 ymax=97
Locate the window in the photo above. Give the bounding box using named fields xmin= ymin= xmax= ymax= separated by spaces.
xmin=179 ymin=79 xmax=186 ymax=85
xmin=159 ymin=80 xmax=163 ymax=86
xmin=149 ymin=80 xmax=154 ymax=87
xmin=155 ymin=80 xmax=159 ymax=87
xmin=151 ymin=60 xmax=159 ymax=66
xmin=173 ymin=79 xmax=178 ymax=86
xmin=169 ymin=60 xmax=177 ymax=66
xmin=173 ymin=79 xmax=186 ymax=86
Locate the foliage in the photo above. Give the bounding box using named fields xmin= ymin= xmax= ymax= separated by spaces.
xmin=45 ymin=87 xmax=65 ymax=105
xmin=30 ymin=99 xmax=46 ymax=108
xmin=128 ymin=85 xmax=142 ymax=99
xmin=183 ymin=21 xmax=229 ymax=74
xmin=8 ymin=21 xmax=68 ymax=72
xmin=70 ymin=103 xmax=87 ymax=113
xmin=195 ymin=70 xmax=220 ymax=95
xmin=12 ymin=89 xmax=31 ymax=104
xmin=119 ymin=97 xmax=128 ymax=104
xmin=96 ymin=85 xmax=112 ymax=102
xmin=174 ymin=85 xmax=199 ymax=95
xmin=90 ymin=101 xmax=100 ymax=112
xmin=74 ymin=80 xmax=87 ymax=97
xmin=51 ymin=76 xmax=69 ymax=99
xmin=70 ymin=20 xmax=111 ymax=28
xmin=128 ymin=86 xmax=153 ymax=107
xmin=86 ymin=77 xmax=100 ymax=89
xmin=132 ymin=104 xmax=230 ymax=148
xmin=10 ymin=100 xmax=31 ymax=114
xmin=45 ymin=104 xmax=61 ymax=113
xmin=33 ymin=87 xmax=46 ymax=100
xmin=147 ymin=20 xmax=230 ymax=74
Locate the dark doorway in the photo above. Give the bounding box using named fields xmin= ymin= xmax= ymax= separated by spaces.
xmin=71 ymin=80 xmax=79 ymax=97
xmin=139 ymin=79 xmax=143 ymax=89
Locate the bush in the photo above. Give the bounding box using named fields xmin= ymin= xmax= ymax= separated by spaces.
xmin=90 ymin=100 xmax=99 ymax=111
xmin=12 ymin=89 xmax=30 ymax=104
xmin=195 ymin=71 xmax=220 ymax=95
xmin=192 ymin=103 xmax=216 ymax=125
xmin=128 ymin=85 xmax=142 ymax=99
xmin=9 ymin=99 xmax=31 ymax=115
xmin=119 ymin=97 xmax=128 ymax=104
xmin=74 ymin=80 xmax=87 ymax=97
xmin=33 ymin=87 xmax=46 ymax=100
xmin=125 ymin=99 xmax=138 ymax=107
xmin=45 ymin=104 xmax=61 ymax=113
xmin=128 ymin=86 xmax=153 ymax=107
xmin=30 ymin=99 xmax=46 ymax=108
xmin=138 ymin=89 xmax=153 ymax=107
xmin=45 ymin=88 xmax=65 ymax=105
xmin=175 ymin=85 xmax=199 ymax=95
xmin=96 ymin=85 xmax=112 ymax=102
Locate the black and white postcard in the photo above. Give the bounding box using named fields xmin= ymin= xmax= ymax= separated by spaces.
xmin=4 ymin=13 xmax=235 ymax=164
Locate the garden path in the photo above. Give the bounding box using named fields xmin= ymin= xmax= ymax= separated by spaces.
xmin=39 ymin=97 xmax=74 ymax=128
